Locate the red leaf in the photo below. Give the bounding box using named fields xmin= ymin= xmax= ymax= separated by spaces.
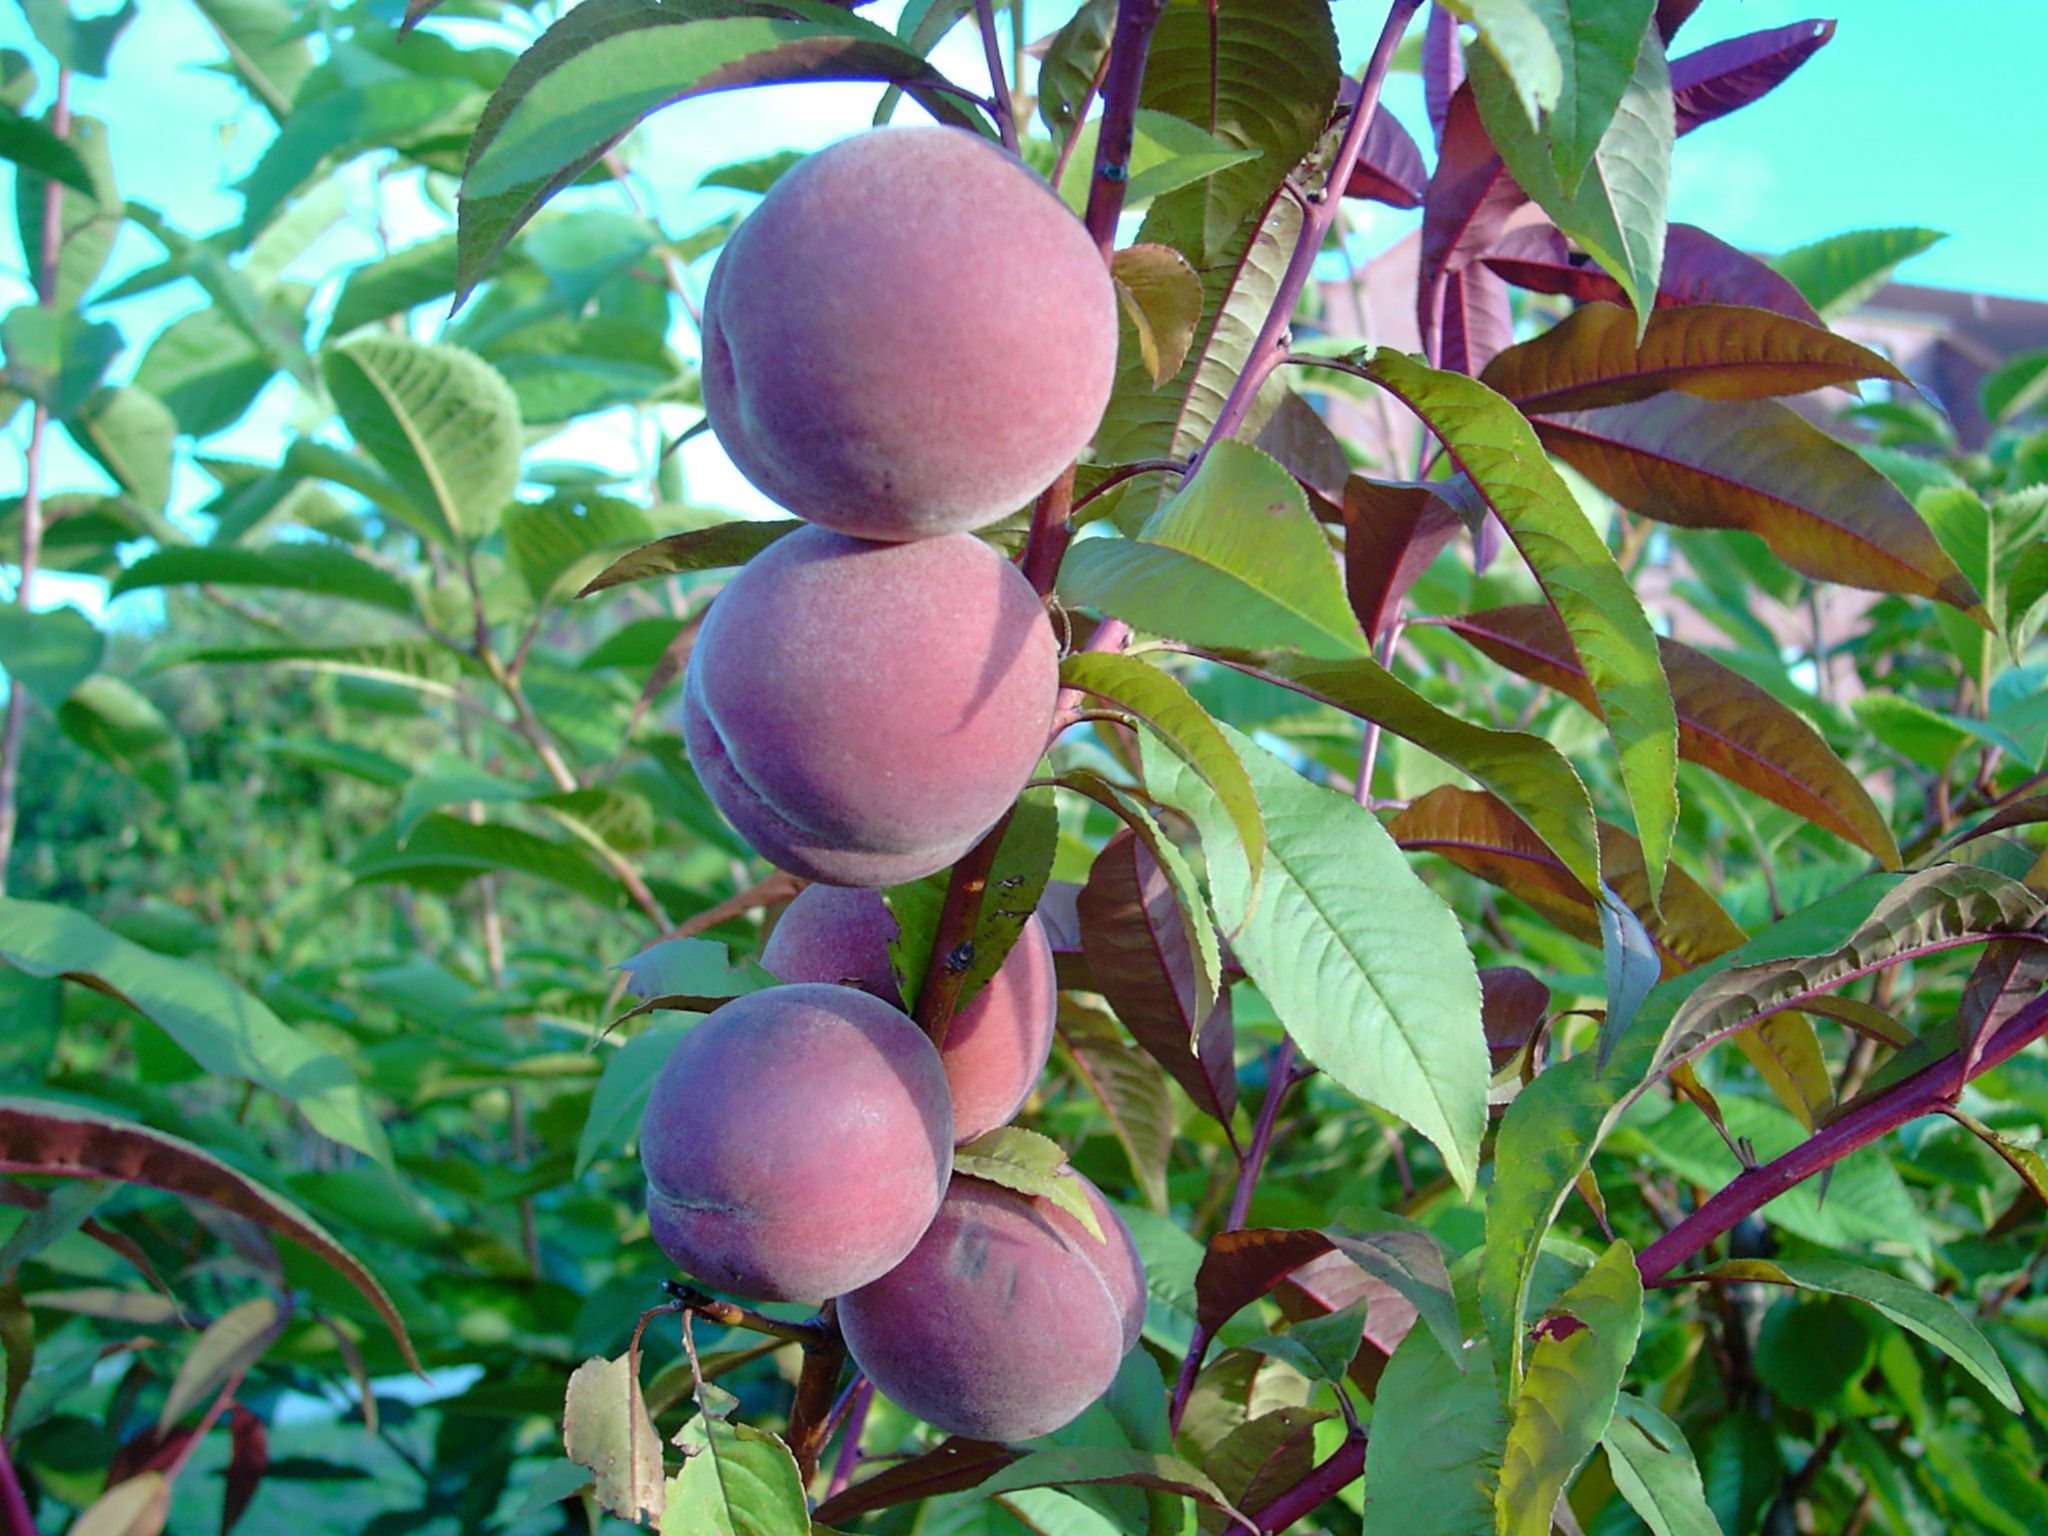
xmin=1077 ymin=831 xmax=1237 ymax=1125
xmin=223 ymin=1406 xmax=269 ymax=1535
xmin=0 ymin=1098 xmax=418 ymax=1371
xmin=1671 ymin=20 xmax=1835 ymax=136
xmin=1533 ymin=395 xmax=1986 ymax=616
xmin=1484 ymin=223 xmax=1821 ymax=324
xmin=1656 ymin=0 xmax=1706 ymax=41
xmin=1275 ymin=1248 xmax=1418 ymax=1362
xmin=1482 ymin=301 xmax=1902 ymax=414
xmin=1417 ymin=85 xmax=1527 ymax=354
xmin=1481 ymin=966 xmax=1552 ymax=1066
xmin=1440 ymin=604 xmax=1902 ymax=865
xmin=1338 ymin=79 xmax=1426 ymax=208
xmin=1342 ymin=477 xmax=1466 ymax=641
xmin=1195 ymin=1228 xmax=1335 ymax=1337
xmin=1422 ymin=7 xmax=1463 ymax=143
xmin=812 ymin=1437 xmax=1021 ymax=1524
xmin=1439 ymin=263 xmax=1515 ymax=377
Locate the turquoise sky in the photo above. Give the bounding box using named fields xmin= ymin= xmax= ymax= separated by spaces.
xmin=2 ymin=0 xmax=2043 ymax=616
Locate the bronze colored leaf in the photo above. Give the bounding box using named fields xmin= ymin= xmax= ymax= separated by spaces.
xmin=1342 ymin=477 xmax=1465 ymax=641
xmin=1534 ymin=395 xmax=1986 ymax=617
xmin=813 ymin=1438 xmax=1021 ymax=1524
xmin=1482 ymin=301 xmax=1902 ymax=414
xmin=1442 ymin=603 xmax=1900 ymax=865
xmin=1483 ymin=223 xmax=1820 ymax=323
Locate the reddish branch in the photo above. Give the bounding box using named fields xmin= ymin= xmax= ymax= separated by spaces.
xmin=0 ymin=1439 xmax=32 ymax=1536
xmin=1639 ymin=988 xmax=2048 ymax=1282
xmin=1249 ymin=1430 xmax=1367 ymax=1534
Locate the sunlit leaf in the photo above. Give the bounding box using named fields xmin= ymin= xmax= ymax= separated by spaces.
xmin=565 ymin=1353 xmax=666 ymax=1524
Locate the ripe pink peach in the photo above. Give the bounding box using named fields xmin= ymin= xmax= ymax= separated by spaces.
xmin=681 ymin=526 xmax=1057 ymax=887
xmin=761 ymin=886 xmax=1057 ymax=1141
xmin=1037 ymin=1171 xmax=1146 ymax=1353
xmin=639 ymin=984 xmax=952 ymax=1303
xmin=701 ymin=125 xmax=1117 ymax=541
xmin=839 ymin=1179 xmax=1125 ymax=1441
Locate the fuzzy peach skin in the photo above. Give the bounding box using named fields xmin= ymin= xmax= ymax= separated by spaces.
xmin=700 ymin=125 xmax=1118 ymax=540
xmin=640 ymin=983 xmax=952 ymax=1303
xmin=839 ymin=1179 xmax=1125 ymax=1441
xmin=1037 ymin=1170 xmax=1147 ymax=1354
xmin=681 ymin=526 xmax=1057 ymax=887
xmin=762 ymin=886 xmax=1058 ymax=1142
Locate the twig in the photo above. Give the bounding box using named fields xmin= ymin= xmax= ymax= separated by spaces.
xmin=973 ymin=0 xmax=1020 ymax=155
xmin=1639 ymin=989 xmax=2048 ymax=1282
xmin=0 ymin=1437 xmax=34 ymax=1536
xmin=1247 ymin=1429 xmax=1367 ymax=1533
xmin=783 ymin=1302 xmax=848 ymax=1486
xmin=1353 ymin=622 xmax=1405 ymax=805
xmin=1227 ymin=1037 xmax=1298 ymax=1232
xmin=1082 ymin=0 xmax=1170 ymax=260
xmin=825 ymin=1378 xmax=875 ymax=1499
xmin=656 ymin=1281 xmax=831 ymax=1348
xmin=0 ymin=68 xmax=69 ymax=898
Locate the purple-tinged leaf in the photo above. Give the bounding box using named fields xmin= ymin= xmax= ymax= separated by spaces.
xmin=1439 ymin=262 xmax=1516 ymax=376
xmin=1482 ymin=966 xmax=1553 ymax=1067
xmin=223 ymin=1405 xmax=269 ymax=1535
xmin=1482 ymin=301 xmax=1903 ymax=413
xmin=1278 ymin=1249 xmax=1418 ymax=1363
xmin=1484 ymin=222 xmax=1821 ymax=323
xmin=1670 ymin=20 xmax=1835 ymax=136
xmin=1655 ymin=0 xmax=1705 ymax=42
xmin=1197 ymin=1228 xmax=1334 ymax=1337
xmin=1342 ymin=477 xmax=1465 ymax=641
xmin=812 ymin=1438 xmax=1021 ymax=1524
xmin=1077 ymin=830 xmax=1237 ymax=1125
xmin=1417 ymin=86 xmax=1529 ymax=356
xmin=1337 ymin=77 xmax=1426 ymax=208
xmin=1422 ymin=5 xmax=1464 ymax=143
xmin=1534 ymin=395 xmax=1986 ymax=617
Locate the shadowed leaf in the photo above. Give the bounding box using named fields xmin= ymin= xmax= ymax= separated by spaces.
xmin=1669 ymin=19 xmax=1834 ymax=134
xmin=1484 ymin=222 xmax=1820 ymax=322
xmin=579 ymin=518 xmax=800 ymax=596
xmin=0 ymin=1098 xmax=415 ymax=1368
xmin=1339 ymin=76 xmax=1425 ymax=207
xmin=1441 ymin=603 xmax=1900 ymax=865
xmin=1342 ymin=476 xmax=1467 ymax=641
xmin=1111 ymin=243 xmax=1204 ymax=387
xmin=1603 ymin=1395 xmax=1720 ymax=1536
xmin=1359 ymin=1328 xmax=1503 ymax=1536
xmin=159 ymin=1297 xmax=282 ymax=1431
xmin=815 ymin=1439 xmax=1020 ymax=1524
xmin=1536 ymin=395 xmax=1985 ymax=617
xmin=1060 ymin=1005 xmax=1173 ymax=1212
xmin=110 ymin=544 xmax=417 ymax=616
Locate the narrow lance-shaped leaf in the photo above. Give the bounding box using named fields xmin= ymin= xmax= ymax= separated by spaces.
xmin=579 ymin=518 xmax=801 ymax=596
xmin=0 ymin=899 xmax=389 ymax=1165
xmin=1059 ymin=1005 xmax=1173 ymax=1212
xmin=0 ymin=1098 xmax=416 ymax=1368
xmin=1602 ymin=1395 xmax=1722 ymax=1536
xmin=1481 ymin=301 xmax=1903 ymax=414
xmin=1483 ymin=223 xmax=1821 ymax=324
xmin=457 ymin=0 xmax=986 ymax=298
xmin=1773 ymin=226 xmax=1946 ymax=319
xmin=1535 ymin=394 xmax=1986 ymax=619
xmin=1352 ymin=349 xmax=1678 ymax=899
xmin=1360 ymin=1326 xmax=1504 ymax=1536
xmin=1497 ymin=1240 xmax=1644 ymax=1530
xmin=1440 ymin=604 xmax=1900 ymax=867
xmin=1151 ymin=725 xmax=1489 ymax=1195
xmin=109 ymin=544 xmax=418 ymax=616
xmin=1669 ymin=19 xmax=1835 ymax=135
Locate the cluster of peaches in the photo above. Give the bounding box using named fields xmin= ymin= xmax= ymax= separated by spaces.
xmin=639 ymin=127 xmax=1147 ymax=1442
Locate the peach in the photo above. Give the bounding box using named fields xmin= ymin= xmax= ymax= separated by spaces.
xmin=681 ymin=526 xmax=1057 ymax=887
xmin=639 ymin=983 xmax=952 ymax=1303
xmin=839 ymin=1179 xmax=1125 ymax=1442
xmin=700 ymin=125 xmax=1118 ymax=540
xmin=760 ymin=886 xmax=1057 ymax=1141
xmin=1037 ymin=1172 xmax=1146 ymax=1353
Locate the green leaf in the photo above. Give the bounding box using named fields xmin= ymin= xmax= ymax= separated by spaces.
xmin=322 ymin=334 xmax=522 ymax=547
xmin=456 ymin=0 xmax=985 ymax=301
xmin=1692 ymin=1257 xmax=2017 ymax=1413
xmin=1984 ymin=348 xmax=2048 ymax=425
xmin=1059 ymin=1006 xmax=1173 ymax=1213
xmin=1 ymin=305 xmax=121 ymax=418
xmin=349 ymin=815 xmax=624 ymax=908
xmin=505 ymin=493 xmax=656 ymax=605
xmin=13 ymin=0 xmax=136 ymax=77
xmin=1497 ymin=1241 xmax=1642 ymax=1534
xmin=1357 ymin=350 xmax=1677 ymax=897
xmin=149 ymin=639 xmax=478 ymax=698
xmin=1244 ymin=1301 xmax=1374 ymax=1386
xmin=1602 ymin=1395 xmax=1723 ymax=1536
xmin=1134 ymin=0 xmax=1340 ymax=265
xmin=565 ymin=1353 xmax=667 ymax=1525
xmin=953 ymin=1127 xmax=1102 ymax=1240
xmin=663 ymin=1416 xmax=809 ymax=1535
xmin=1049 ymin=109 xmax=1262 ymax=218
xmin=975 ymin=1447 xmax=1235 ymax=1514
xmin=238 ymin=77 xmax=478 ymax=242
xmin=1360 ymin=1328 xmax=1504 ymax=1536
xmin=1037 ymin=0 xmax=1114 ymax=138
xmin=1469 ymin=26 xmax=1670 ymax=327
xmin=616 ymin=935 xmax=774 ymax=1007
xmin=158 ymin=1296 xmax=281 ymax=1430
xmin=578 ymin=519 xmax=800 ymax=596
xmin=1537 ymin=396 xmax=1986 ymax=618
xmin=132 ymin=306 xmax=273 ymax=439
xmin=0 ymin=899 xmax=390 ymax=1166
xmin=1773 ymin=227 xmax=1945 ymax=319
xmin=1205 ymin=649 xmax=1603 ymax=898
xmin=110 ymin=543 xmax=417 ymax=615
xmin=0 ymin=101 xmax=93 ymax=193
xmin=1058 ymin=441 xmax=1367 ymax=659
xmin=958 ymin=784 xmax=1060 ymax=1006
xmin=1447 ymin=0 xmax=1564 ymax=127
xmin=1538 ymin=1 xmax=1657 ymax=194
xmin=12 ymin=111 xmax=118 ymax=310
xmin=0 ymin=1097 xmax=416 ymax=1367
xmin=329 ymin=233 xmax=459 ymax=336
xmin=1156 ymin=725 xmax=1488 ymax=1196
xmin=188 ymin=0 xmax=312 ymax=120
xmin=1060 ymin=651 xmax=1264 ymax=896
xmin=55 ymin=674 xmax=185 ymax=799
xmin=0 ymin=604 xmax=101 ymax=710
